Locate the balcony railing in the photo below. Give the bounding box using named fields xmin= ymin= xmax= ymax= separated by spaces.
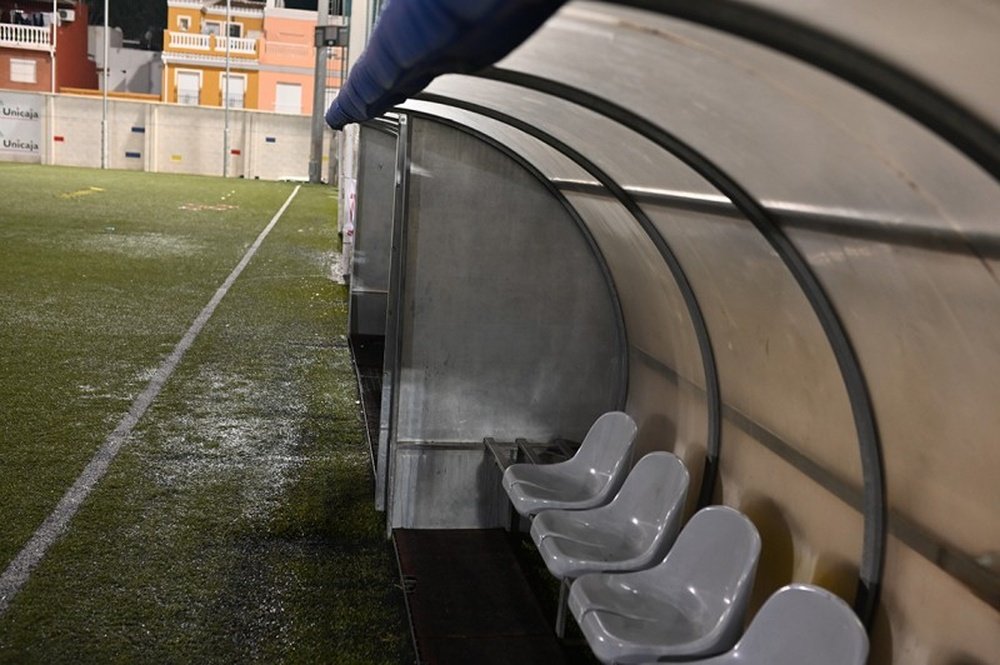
xmin=0 ymin=23 xmax=52 ymax=51
xmin=168 ymin=31 xmax=210 ymax=51
xmin=216 ymin=36 xmax=257 ymax=55
xmin=166 ymin=31 xmax=258 ymax=58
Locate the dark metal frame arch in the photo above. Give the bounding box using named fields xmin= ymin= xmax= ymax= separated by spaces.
xmin=362 ymin=118 xmax=399 ymax=136
xmin=412 ymin=93 xmax=724 ymax=510
xmin=606 ymin=0 xmax=1000 ymax=181
xmin=399 ymin=110 xmax=632 ymax=412
xmin=380 ymin=113 xmax=413 ymax=516
xmin=473 ymin=67 xmax=886 ymax=628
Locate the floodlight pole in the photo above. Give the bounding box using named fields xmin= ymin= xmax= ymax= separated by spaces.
xmin=223 ymin=0 xmax=231 ymax=178
xmin=308 ymin=0 xmax=330 ymax=184
xmin=101 ymin=0 xmax=109 ymax=169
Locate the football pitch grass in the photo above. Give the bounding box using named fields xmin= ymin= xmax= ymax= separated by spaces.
xmin=0 ymin=164 xmax=412 ymax=663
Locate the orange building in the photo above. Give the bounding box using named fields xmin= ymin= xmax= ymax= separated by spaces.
xmin=258 ymin=5 xmax=343 ymax=115
xmin=162 ymin=0 xmax=263 ymax=109
xmin=0 ymin=0 xmax=98 ymax=93
xmin=162 ymin=0 xmax=342 ymax=114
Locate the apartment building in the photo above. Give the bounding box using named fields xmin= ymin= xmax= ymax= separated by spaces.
xmin=162 ymin=0 xmax=342 ymax=114
xmin=0 ymin=0 xmax=97 ymax=92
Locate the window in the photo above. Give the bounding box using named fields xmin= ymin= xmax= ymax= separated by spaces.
xmin=221 ymin=74 xmax=245 ymax=109
xmin=177 ymin=16 xmax=191 ymax=31
xmin=275 ymin=82 xmax=302 ymax=115
xmin=203 ymin=21 xmax=242 ymax=37
xmin=176 ymin=70 xmax=201 ymax=105
xmin=10 ymin=58 xmax=37 ymax=84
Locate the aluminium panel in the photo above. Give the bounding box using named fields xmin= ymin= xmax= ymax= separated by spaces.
xmin=350 ymin=124 xmax=397 ymax=338
xmin=387 ymin=118 xmax=625 ymax=527
xmin=394 ymin=117 xmax=623 ymax=446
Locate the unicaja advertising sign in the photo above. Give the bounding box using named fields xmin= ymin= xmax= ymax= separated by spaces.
xmin=0 ymin=92 xmax=42 ymax=163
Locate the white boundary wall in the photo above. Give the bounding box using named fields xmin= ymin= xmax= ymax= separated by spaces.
xmin=0 ymin=91 xmax=43 ymax=164
xmin=0 ymin=90 xmax=331 ymax=181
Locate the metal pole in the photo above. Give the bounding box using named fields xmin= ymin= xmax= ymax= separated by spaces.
xmin=223 ymin=0 xmax=231 ymax=178
xmin=308 ymin=0 xmax=330 ymax=184
xmin=101 ymin=0 xmax=108 ymax=169
xmin=50 ymin=0 xmax=56 ymax=94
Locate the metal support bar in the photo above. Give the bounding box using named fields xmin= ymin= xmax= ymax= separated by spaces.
xmin=517 ymin=438 xmax=545 ymax=466
xmin=555 ymin=578 xmax=571 ymax=638
xmin=377 ymin=113 xmax=411 ymax=523
xmin=483 ymin=437 xmax=523 ymax=534
xmin=309 ymin=0 xmax=330 ymax=183
xmin=483 ymin=437 xmax=518 ymax=473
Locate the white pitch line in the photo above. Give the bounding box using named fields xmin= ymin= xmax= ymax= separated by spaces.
xmin=0 ymin=185 xmax=302 ymax=616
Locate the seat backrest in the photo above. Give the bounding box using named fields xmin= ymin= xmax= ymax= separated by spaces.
xmin=697 ymin=584 xmax=869 ymax=665
xmin=570 ymin=411 xmax=637 ymax=496
xmin=654 ymin=506 xmax=761 ymax=649
xmin=607 ymin=452 xmax=689 ymax=554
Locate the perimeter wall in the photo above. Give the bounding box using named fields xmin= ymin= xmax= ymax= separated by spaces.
xmin=0 ymin=89 xmax=331 ymax=180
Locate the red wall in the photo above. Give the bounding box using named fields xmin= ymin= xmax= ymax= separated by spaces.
xmin=1 ymin=0 xmax=52 ymax=92
xmin=0 ymin=1 xmax=97 ymax=91
xmin=0 ymin=50 xmax=52 ymax=92
xmin=55 ymin=1 xmax=97 ymax=90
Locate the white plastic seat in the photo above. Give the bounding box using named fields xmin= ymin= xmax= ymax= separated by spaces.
xmin=530 ymin=451 xmax=690 ymax=579
xmin=501 ymin=411 xmax=637 ymax=517
xmin=531 ymin=451 xmax=690 ymax=637
xmin=689 ymin=584 xmax=869 ymax=665
xmin=569 ymin=506 xmax=761 ymax=665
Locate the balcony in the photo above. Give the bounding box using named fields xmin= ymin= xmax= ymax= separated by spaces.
xmin=0 ymin=23 xmax=52 ymax=51
xmin=168 ymin=31 xmax=210 ymax=51
xmin=218 ymin=36 xmax=257 ymax=55
xmin=166 ymin=31 xmax=259 ymax=59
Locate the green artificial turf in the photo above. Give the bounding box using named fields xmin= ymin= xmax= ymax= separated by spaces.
xmin=0 ymin=164 xmax=412 ymax=663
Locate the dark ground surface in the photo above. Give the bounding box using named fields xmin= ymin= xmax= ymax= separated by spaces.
xmin=396 ymin=529 xmax=566 ymax=665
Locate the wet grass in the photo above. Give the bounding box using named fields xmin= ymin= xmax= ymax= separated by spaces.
xmin=0 ymin=165 xmax=413 ymax=663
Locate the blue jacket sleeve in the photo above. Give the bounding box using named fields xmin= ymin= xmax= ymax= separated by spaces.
xmin=326 ymin=0 xmax=565 ymax=130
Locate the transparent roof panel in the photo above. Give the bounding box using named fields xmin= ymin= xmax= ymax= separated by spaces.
xmin=399 ymin=100 xmax=592 ymax=183
xmin=424 ymin=75 xmax=722 ymax=197
xmin=493 ymin=5 xmax=998 ymax=236
xmin=730 ymin=0 xmax=1000 ymax=126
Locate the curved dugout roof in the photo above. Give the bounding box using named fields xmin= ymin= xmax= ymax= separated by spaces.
xmin=734 ymin=0 xmax=1000 ymax=122
xmin=337 ymin=0 xmax=1000 ymax=646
